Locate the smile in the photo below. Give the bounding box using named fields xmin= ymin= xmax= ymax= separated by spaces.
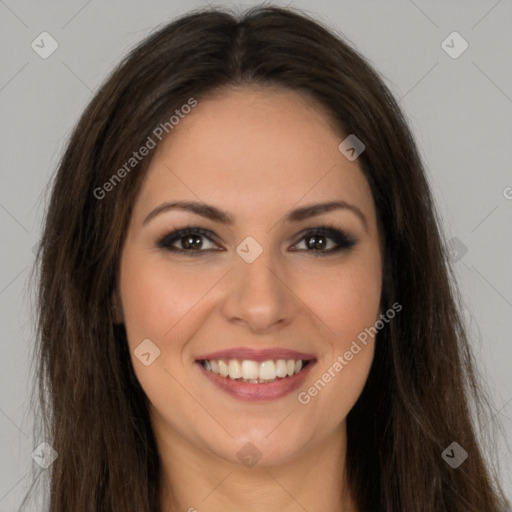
xmin=200 ymin=358 xmax=310 ymax=383
xmin=195 ymin=357 xmax=316 ymax=401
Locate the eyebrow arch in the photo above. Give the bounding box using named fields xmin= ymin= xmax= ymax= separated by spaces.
xmin=143 ymin=199 xmax=368 ymax=232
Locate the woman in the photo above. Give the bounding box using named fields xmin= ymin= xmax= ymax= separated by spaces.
xmin=27 ymin=4 xmax=509 ymax=511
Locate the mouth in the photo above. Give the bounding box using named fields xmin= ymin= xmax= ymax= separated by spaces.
xmin=194 ymin=348 xmax=316 ymax=401
xmin=197 ymin=358 xmax=312 ymax=383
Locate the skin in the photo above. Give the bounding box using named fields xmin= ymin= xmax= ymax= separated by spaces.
xmin=113 ymin=85 xmax=383 ymax=512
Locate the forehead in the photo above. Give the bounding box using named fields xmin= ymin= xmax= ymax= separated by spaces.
xmin=134 ymin=85 xmax=376 ymax=228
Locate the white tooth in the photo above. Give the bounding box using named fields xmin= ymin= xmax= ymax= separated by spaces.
xmin=259 ymin=360 xmax=277 ymax=380
xmin=211 ymin=358 xmax=304 ymax=381
xmin=228 ymin=359 xmax=242 ymax=379
xmin=276 ymin=359 xmax=288 ymax=378
xmin=210 ymin=360 xmax=220 ymax=374
xmin=241 ymin=360 xmax=259 ymax=380
xmin=218 ymin=359 xmax=229 ymax=377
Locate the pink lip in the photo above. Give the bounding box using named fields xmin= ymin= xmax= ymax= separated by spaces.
xmin=195 ymin=347 xmax=316 ymax=363
xmin=196 ymin=360 xmax=316 ymax=401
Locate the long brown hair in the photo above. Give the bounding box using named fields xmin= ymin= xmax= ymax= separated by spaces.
xmin=26 ymin=5 xmax=509 ymax=511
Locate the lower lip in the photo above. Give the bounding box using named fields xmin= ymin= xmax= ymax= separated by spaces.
xmin=196 ymin=361 xmax=316 ymax=401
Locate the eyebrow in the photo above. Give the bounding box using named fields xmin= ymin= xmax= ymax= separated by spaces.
xmin=142 ymin=199 xmax=368 ymax=232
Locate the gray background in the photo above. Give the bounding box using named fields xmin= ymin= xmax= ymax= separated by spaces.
xmin=1 ymin=0 xmax=511 ymax=509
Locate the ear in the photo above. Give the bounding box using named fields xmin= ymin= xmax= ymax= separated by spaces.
xmin=111 ymin=287 xmax=124 ymax=324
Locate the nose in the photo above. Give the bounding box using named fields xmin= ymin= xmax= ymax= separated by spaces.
xmin=220 ymin=248 xmax=298 ymax=334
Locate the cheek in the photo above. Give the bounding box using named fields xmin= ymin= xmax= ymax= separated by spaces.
xmin=119 ymin=250 xmax=210 ymax=345
xmin=118 ymin=251 xmax=208 ymax=411
xmin=303 ymin=255 xmax=382 ymax=349
xmin=296 ymin=255 xmax=381 ymax=411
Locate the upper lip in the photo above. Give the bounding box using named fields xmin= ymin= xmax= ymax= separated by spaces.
xmin=195 ymin=347 xmax=316 ymax=363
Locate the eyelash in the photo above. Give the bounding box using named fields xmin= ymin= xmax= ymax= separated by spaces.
xmin=156 ymin=223 xmax=357 ymax=257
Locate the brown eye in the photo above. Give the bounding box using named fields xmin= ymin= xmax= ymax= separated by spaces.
xmin=157 ymin=225 xmax=357 ymax=257
xmin=157 ymin=227 xmax=220 ymax=255
xmin=291 ymin=227 xmax=357 ymax=256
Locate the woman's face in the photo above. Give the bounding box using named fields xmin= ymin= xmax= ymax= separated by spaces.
xmin=115 ymin=85 xmax=383 ymax=467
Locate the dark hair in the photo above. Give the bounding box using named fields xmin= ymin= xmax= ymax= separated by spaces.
xmin=26 ymin=4 xmax=509 ymax=511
